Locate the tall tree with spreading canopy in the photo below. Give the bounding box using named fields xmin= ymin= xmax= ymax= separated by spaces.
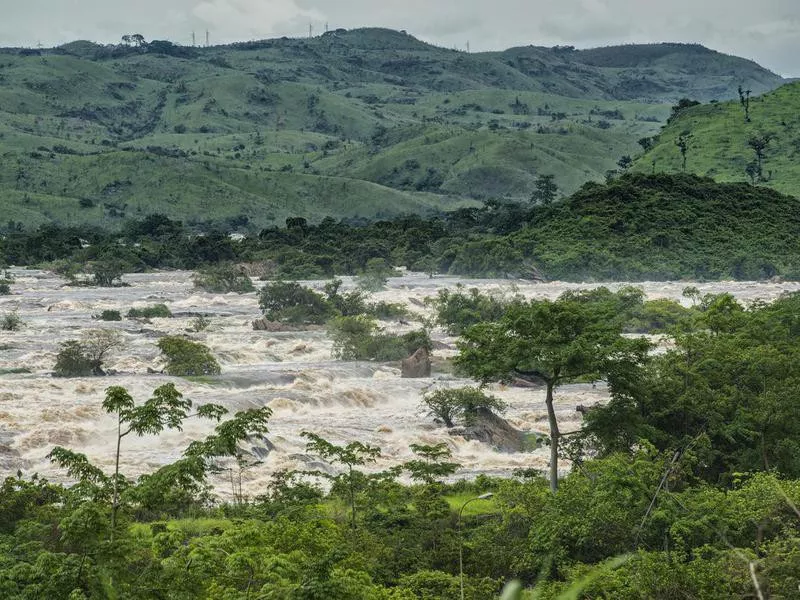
xmin=455 ymin=292 xmax=650 ymax=493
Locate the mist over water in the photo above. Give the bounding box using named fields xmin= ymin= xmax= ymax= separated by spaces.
xmin=2 ymin=268 xmax=799 ymax=497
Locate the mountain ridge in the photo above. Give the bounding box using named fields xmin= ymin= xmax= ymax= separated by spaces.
xmin=0 ymin=28 xmax=789 ymax=229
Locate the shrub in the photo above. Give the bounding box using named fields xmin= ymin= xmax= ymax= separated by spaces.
xmin=1 ymin=312 xmax=22 ymax=331
xmin=191 ymin=315 xmax=211 ymax=332
xmin=323 ymin=279 xmax=368 ymax=316
xmin=421 ymin=387 xmax=507 ymax=427
xmin=53 ymin=329 xmax=123 ymax=377
xmin=430 ymin=287 xmax=514 ymax=335
xmin=53 ymin=341 xmax=96 ymax=377
xmin=128 ymin=304 xmax=172 ymax=319
xmin=192 ymin=264 xmax=254 ymax=294
xmin=329 ymin=316 xmax=430 ymax=361
xmin=355 ymin=258 xmax=398 ymax=292
xmin=98 ymin=310 xmax=122 ymax=321
xmin=91 ymin=259 xmax=125 ymax=287
xmin=0 ymin=283 xmax=9 ymax=295
xmin=157 ymin=336 xmax=220 ymax=376
xmin=258 ymin=281 xmax=332 ymax=324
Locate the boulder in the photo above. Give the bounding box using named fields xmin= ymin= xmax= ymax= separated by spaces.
xmin=451 ymin=407 xmax=526 ymax=453
xmin=401 ymin=347 xmax=431 ymax=378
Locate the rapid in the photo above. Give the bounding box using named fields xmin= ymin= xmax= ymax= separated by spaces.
xmin=2 ymin=269 xmax=798 ymax=497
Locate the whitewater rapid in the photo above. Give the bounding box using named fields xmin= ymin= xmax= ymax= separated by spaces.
xmin=1 ymin=269 xmax=798 ymax=498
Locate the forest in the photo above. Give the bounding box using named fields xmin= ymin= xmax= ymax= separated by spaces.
xmin=3 ymin=173 xmax=800 ymax=283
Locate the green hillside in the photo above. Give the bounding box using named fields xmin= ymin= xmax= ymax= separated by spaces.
xmin=0 ymin=30 xmax=787 ymax=228
xmin=633 ymin=82 xmax=800 ymax=196
xmin=516 ymin=173 xmax=800 ymax=280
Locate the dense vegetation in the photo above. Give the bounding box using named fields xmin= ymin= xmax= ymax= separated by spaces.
xmin=0 ymin=30 xmax=787 ymax=229
xmin=3 ymin=173 xmax=799 ymax=281
xmin=4 ymin=290 xmax=800 ymax=598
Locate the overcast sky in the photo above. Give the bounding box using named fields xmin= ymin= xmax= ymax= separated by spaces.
xmin=1 ymin=0 xmax=798 ymax=76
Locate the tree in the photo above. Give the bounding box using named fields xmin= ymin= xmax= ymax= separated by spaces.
xmin=192 ymin=264 xmax=254 ymax=293
xmin=738 ymin=85 xmax=752 ymax=122
xmin=301 ymin=432 xmax=380 ymax=527
xmin=455 ymin=295 xmax=650 ymax=493
xmin=258 ymin=280 xmax=333 ymax=324
xmin=668 ymin=98 xmax=700 ymax=123
xmin=747 ymin=134 xmax=773 ymax=182
xmin=80 ymin=329 xmax=123 ymax=374
xmin=157 ymin=336 xmax=220 ymax=376
xmin=50 ymin=384 xmax=225 ymax=540
xmin=530 ymin=174 xmax=558 ymax=206
xmin=675 ymin=134 xmax=690 ymax=172
xmin=421 ymin=387 xmax=506 ymax=428
xmin=637 ymin=137 xmax=654 ymax=153
xmin=617 ymin=155 xmax=633 ymax=172
xmin=403 ymin=443 xmax=460 ymax=485
xmin=91 ymin=259 xmax=125 ymax=287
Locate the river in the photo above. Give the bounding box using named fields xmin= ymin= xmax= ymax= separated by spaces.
xmin=2 ymin=269 xmax=798 ymax=497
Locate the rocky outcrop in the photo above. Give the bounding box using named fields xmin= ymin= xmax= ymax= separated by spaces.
xmin=401 ymin=347 xmax=431 ymax=378
xmin=450 ymin=407 xmax=527 ymax=453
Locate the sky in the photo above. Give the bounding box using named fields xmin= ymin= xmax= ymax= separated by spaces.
xmin=1 ymin=0 xmax=799 ymax=76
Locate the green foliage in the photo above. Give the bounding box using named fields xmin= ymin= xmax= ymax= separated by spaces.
xmin=127 ymin=304 xmax=172 ymax=319
xmin=258 ymin=280 xmax=333 ymax=324
xmin=515 ymin=173 xmax=800 ymax=280
xmin=192 ymin=264 xmax=255 ymax=293
xmin=329 ymin=315 xmax=430 ymax=361
xmin=586 ymin=292 xmax=800 ymax=482
xmin=1 ymin=311 xmax=22 ymax=331
xmin=422 ymin=387 xmax=507 ymax=428
xmin=53 ymin=340 xmax=97 ymax=377
xmin=356 ymin=258 xmax=398 ymax=292
xmin=157 ymin=336 xmax=221 ymax=376
xmin=97 ymin=310 xmax=122 ymax=321
xmin=431 ymin=286 xmax=516 ymax=335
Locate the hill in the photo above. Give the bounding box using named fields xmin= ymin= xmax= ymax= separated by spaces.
xmin=515 ymin=173 xmax=800 ymax=280
xmin=0 ymin=30 xmax=787 ymax=229
xmin=632 ymin=82 xmax=800 ymax=196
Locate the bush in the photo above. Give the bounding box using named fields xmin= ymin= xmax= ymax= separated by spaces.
xmin=355 ymin=258 xmax=398 ymax=292
xmin=1 ymin=312 xmax=22 ymax=331
xmin=128 ymin=304 xmax=172 ymax=319
xmin=98 ymin=310 xmax=122 ymax=321
xmin=91 ymin=259 xmax=127 ymax=287
xmin=258 ymin=281 xmax=333 ymax=324
xmin=329 ymin=316 xmax=430 ymax=361
xmin=430 ymin=287 xmax=514 ymax=335
xmin=421 ymin=387 xmax=507 ymax=427
xmin=323 ymin=279 xmax=368 ymax=316
xmin=192 ymin=264 xmax=255 ymax=294
xmin=191 ymin=315 xmax=211 ymax=332
xmin=53 ymin=341 xmax=96 ymax=377
xmin=157 ymin=336 xmax=221 ymax=376
xmin=53 ymin=330 xmax=123 ymax=377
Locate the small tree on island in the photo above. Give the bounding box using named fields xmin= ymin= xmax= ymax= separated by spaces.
xmin=455 ymin=293 xmax=650 ymax=493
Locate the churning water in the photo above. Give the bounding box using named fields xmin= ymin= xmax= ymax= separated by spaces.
xmin=2 ymin=269 xmax=798 ymax=497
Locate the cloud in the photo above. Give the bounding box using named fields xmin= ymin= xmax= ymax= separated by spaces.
xmin=0 ymin=0 xmax=798 ymax=75
xmin=191 ymin=0 xmax=323 ymax=39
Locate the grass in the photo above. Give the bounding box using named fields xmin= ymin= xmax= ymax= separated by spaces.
xmin=444 ymin=493 xmax=499 ymax=516
xmin=634 ymin=82 xmax=800 ymax=196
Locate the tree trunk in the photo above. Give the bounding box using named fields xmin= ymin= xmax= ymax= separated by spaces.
xmin=545 ymin=381 xmax=559 ymax=494
xmin=111 ymin=421 xmax=122 ymax=542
